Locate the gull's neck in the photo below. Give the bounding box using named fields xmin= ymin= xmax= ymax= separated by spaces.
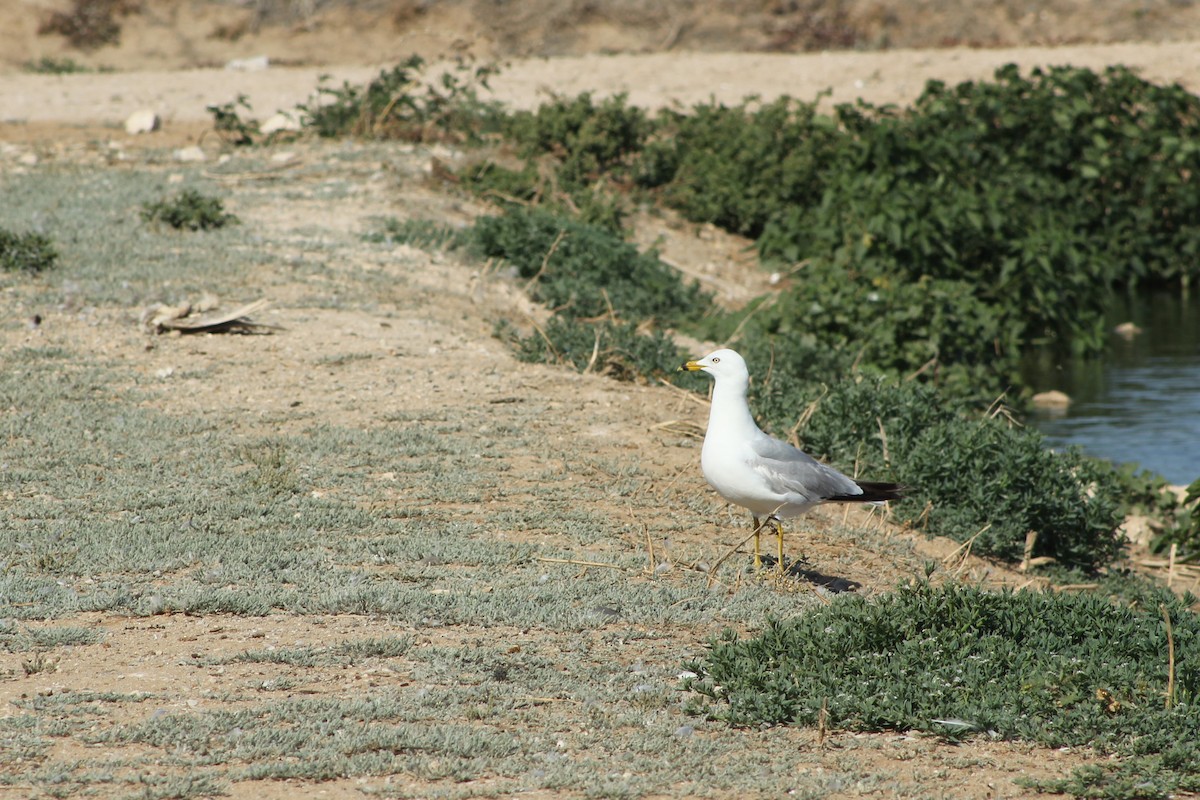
xmin=708 ymin=374 xmax=760 ymax=437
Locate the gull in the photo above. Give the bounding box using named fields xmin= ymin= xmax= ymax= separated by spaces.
xmin=680 ymin=348 xmax=905 ymax=572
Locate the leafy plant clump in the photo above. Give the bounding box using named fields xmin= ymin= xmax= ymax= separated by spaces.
xmin=782 ymin=379 xmax=1123 ymax=568
xmin=686 ymin=581 xmax=1200 ymax=798
xmin=472 ymin=207 xmax=710 ymax=326
xmin=206 ymin=94 xmax=261 ymax=146
xmin=0 ymin=229 xmax=59 ymax=274
xmin=1152 ymin=479 xmax=1200 ymax=558
xmin=474 ymin=208 xmax=709 ymax=381
xmin=297 ymin=55 xmax=503 ymax=143
xmin=140 ymin=190 xmax=239 ymax=232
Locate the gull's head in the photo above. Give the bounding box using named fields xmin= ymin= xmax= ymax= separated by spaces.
xmin=679 ymin=349 xmax=748 ymax=382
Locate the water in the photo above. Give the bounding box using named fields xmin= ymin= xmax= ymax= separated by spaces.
xmin=1022 ymin=290 xmax=1200 ymax=486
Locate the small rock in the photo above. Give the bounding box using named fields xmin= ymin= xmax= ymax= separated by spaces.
xmin=17 ymin=152 xmax=38 ymax=166
xmin=1114 ymin=321 xmax=1143 ymax=339
xmin=1031 ymin=390 xmax=1071 ymax=408
xmin=124 ymin=109 xmax=160 ymax=135
xmin=175 ymin=146 xmax=206 ymax=163
xmin=226 ymin=55 xmax=270 ymax=72
xmin=270 ymin=150 xmax=297 ymax=164
xmin=261 ymin=112 xmax=301 ymax=134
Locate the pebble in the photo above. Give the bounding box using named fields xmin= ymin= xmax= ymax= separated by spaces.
xmin=124 ymin=109 xmax=160 ymax=134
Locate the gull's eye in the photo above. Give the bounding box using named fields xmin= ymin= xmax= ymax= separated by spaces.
xmin=711 ymin=357 xmax=720 ymax=363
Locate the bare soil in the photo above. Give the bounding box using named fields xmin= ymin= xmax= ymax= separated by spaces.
xmin=3 ymin=2 xmax=1200 ymax=798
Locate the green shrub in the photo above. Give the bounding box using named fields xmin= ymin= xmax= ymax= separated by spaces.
xmin=504 ymin=93 xmax=651 ymax=191
xmin=206 ymin=94 xmax=261 ymax=146
xmin=472 ymin=207 xmax=710 ymax=326
xmin=458 ymin=161 xmax=627 ymax=233
xmin=686 ymin=581 xmax=1200 ymax=796
xmin=746 ymin=375 xmax=1123 ymax=569
xmin=0 ymin=229 xmax=58 ymax=273
xmin=1153 ymin=479 xmax=1200 ymax=558
xmin=896 ymin=415 xmax=1123 ymax=567
xmin=141 ymin=190 xmax=239 ymax=231
xmin=637 ymin=96 xmax=842 ymax=237
xmin=748 ymin=65 xmax=1200 ymax=389
xmin=297 ymin=55 xmax=502 ymax=143
xmin=466 ymin=66 xmax=1189 ymax=573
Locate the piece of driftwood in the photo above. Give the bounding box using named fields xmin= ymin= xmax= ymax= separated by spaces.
xmin=143 ymin=298 xmax=276 ymax=334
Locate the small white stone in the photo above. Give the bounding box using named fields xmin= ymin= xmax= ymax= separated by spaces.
xmin=17 ymin=153 xmax=38 ymax=166
xmin=226 ymin=55 xmax=270 ymax=72
xmin=175 ymin=146 xmax=206 ymax=163
xmin=124 ymin=109 xmax=160 ymax=134
xmin=261 ymin=112 xmax=301 ymax=134
xmin=1031 ymin=390 xmax=1071 ymax=408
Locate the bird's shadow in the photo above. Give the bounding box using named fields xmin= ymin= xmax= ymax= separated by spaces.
xmin=758 ymin=556 xmax=862 ymax=593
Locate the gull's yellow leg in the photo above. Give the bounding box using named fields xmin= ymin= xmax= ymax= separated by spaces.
xmin=752 ymin=516 xmax=763 ymax=570
xmin=774 ymin=518 xmax=785 ymax=576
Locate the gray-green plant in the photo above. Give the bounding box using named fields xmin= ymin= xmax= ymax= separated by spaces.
xmin=141 ymin=189 xmax=239 ymax=231
xmin=685 ymin=580 xmax=1200 ymax=799
xmin=0 ymin=228 xmax=58 ymax=273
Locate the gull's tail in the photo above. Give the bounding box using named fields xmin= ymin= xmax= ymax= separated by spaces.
xmin=828 ymin=481 xmax=907 ymax=504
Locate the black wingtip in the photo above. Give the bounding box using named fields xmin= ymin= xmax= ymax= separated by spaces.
xmin=827 ymin=481 xmax=908 ymax=504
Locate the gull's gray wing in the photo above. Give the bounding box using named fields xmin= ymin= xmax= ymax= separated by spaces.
xmin=748 ymin=433 xmax=862 ymax=502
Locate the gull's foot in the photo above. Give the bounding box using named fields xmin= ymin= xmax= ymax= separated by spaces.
xmin=751 ymin=552 xmax=811 ymax=576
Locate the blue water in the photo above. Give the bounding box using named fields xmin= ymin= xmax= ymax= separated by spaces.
xmin=1023 ymin=290 xmax=1200 ymax=486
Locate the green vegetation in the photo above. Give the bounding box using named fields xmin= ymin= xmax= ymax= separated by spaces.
xmin=22 ymin=56 xmax=97 ymax=74
xmin=141 ymin=189 xmax=240 ymax=231
xmin=468 ymin=65 xmax=1200 ymax=403
xmin=296 ymin=55 xmax=502 ymax=143
xmin=778 ymin=378 xmax=1123 ymax=569
xmin=1154 ymin=479 xmax=1200 ymax=556
xmin=686 ymin=580 xmax=1200 ymax=798
xmin=206 ymin=56 xmax=502 ymax=148
xmin=472 ymin=208 xmax=707 ymax=381
xmin=0 ymin=228 xmax=58 ymax=273
xmin=473 ymin=208 xmax=708 ymax=325
xmin=206 ymin=94 xmax=261 ymax=146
